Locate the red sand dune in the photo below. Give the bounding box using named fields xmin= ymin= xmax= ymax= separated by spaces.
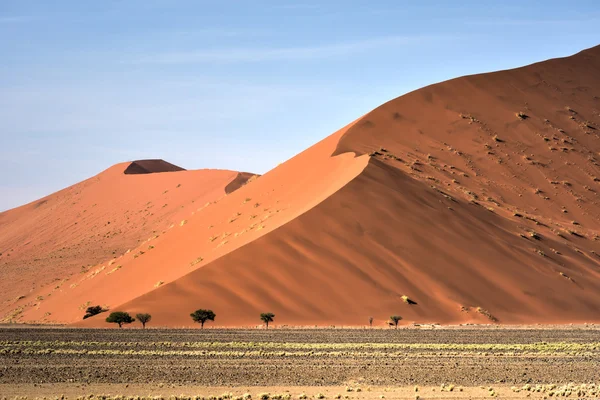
xmin=0 ymin=161 xmax=254 ymax=321
xmin=5 ymin=45 xmax=600 ymax=327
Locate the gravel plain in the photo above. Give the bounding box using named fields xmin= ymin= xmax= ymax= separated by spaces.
xmin=1 ymin=326 xmax=599 ymax=398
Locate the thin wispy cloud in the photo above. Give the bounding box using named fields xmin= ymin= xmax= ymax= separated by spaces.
xmin=145 ymin=27 xmax=268 ymax=39
xmin=466 ymin=17 xmax=600 ymax=26
xmin=127 ymin=35 xmax=452 ymax=64
xmin=0 ymin=15 xmax=37 ymax=23
xmin=273 ymin=3 xmax=323 ymax=10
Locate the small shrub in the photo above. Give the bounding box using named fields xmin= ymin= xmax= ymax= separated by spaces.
xmin=390 ymin=315 xmax=402 ymax=328
xmin=83 ymin=305 xmax=106 ymax=320
xmin=260 ymin=312 xmax=275 ymax=329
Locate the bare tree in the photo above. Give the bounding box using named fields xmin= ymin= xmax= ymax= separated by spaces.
xmin=136 ymin=313 xmax=152 ymax=329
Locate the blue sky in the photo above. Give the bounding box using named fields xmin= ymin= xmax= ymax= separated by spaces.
xmin=1 ymin=1 xmax=599 ymax=211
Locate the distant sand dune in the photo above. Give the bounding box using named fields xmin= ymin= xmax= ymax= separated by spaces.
xmin=0 ymin=161 xmax=250 ymax=321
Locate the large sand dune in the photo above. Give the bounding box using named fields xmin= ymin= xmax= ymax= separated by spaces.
xmin=0 ymin=161 xmax=253 ymax=321
xmin=4 ymin=45 xmax=600 ymax=326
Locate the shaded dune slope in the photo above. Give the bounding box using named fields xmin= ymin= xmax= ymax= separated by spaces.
xmin=106 ymin=158 xmax=600 ymax=326
xmin=123 ymin=159 xmax=185 ymax=175
xmin=10 ymin=45 xmax=600 ymax=326
xmin=0 ymin=162 xmax=251 ymax=319
xmin=225 ymin=172 xmax=258 ymax=194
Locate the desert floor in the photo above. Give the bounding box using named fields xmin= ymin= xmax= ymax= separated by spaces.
xmin=1 ymin=326 xmax=599 ymax=398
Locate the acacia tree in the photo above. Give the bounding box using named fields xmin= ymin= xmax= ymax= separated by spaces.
xmin=136 ymin=313 xmax=152 ymax=329
xmin=190 ymin=309 xmax=216 ymax=329
xmin=390 ymin=315 xmax=403 ymax=329
xmin=260 ymin=312 xmax=275 ymax=329
xmin=83 ymin=305 xmax=105 ymax=320
xmin=106 ymin=311 xmax=135 ymax=328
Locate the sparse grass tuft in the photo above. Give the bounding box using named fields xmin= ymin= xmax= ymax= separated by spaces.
xmin=476 ymin=307 xmax=498 ymax=322
xmin=190 ymin=257 xmax=204 ymax=266
xmin=559 ymin=272 xmax=572 ymax=281
xmin=529 ymin=232 xmax=541 ymax=240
